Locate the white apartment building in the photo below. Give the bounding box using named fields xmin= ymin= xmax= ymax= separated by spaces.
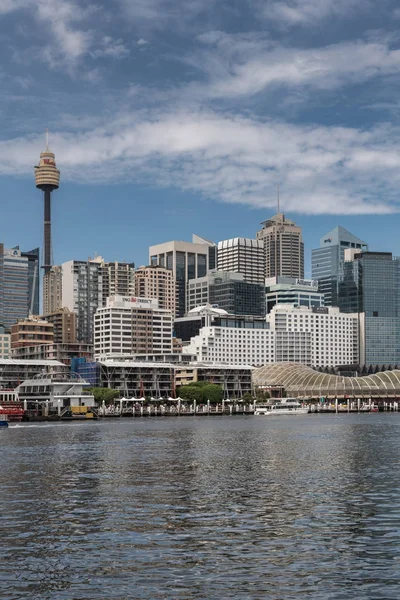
xmin=217 ymin=238 xmax=264 ymax=284
xmin=183 ymin=304 xmax=362 ymax=368
xmin=134 ymin=265 xmax=176 ymax=313
xmin=94 ymin=295 xmax=173 ymax=360
xmin=268 ymin=305 xmax=361 ymax=367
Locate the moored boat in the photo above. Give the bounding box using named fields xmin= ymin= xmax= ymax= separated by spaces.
xmin=254 ymin=398 xmax=309 ymax=416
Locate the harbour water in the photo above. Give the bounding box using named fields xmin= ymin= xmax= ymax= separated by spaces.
xmin=1 ymin=415 xmax=400 ymax=599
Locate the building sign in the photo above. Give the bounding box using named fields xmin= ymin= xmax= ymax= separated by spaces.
xmin=111 ymin=295 xmax=159 ymax=309
xmin=296 ymin=279 xmax=318 ymax=288
xmin=312 ymin=306 xmax=329 ymax=314
xmin=324 ymin=237 xmax=332 ymax=243
xmin=4 ymin=248 xmax=21 ymax=258
xmin=43 ymin=158 xmax=56 ymax=166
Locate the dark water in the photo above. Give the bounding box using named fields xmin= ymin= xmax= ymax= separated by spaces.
xmin=1 ymin=415 xmax=400 ymax=599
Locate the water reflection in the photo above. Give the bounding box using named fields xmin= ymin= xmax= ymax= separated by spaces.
xmin=1 ymin=416 xmax=400 ymax=598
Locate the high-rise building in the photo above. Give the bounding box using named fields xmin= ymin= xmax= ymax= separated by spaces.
xmin=21 ymin=248 xmax=40 ymax=316
xmin=94 ymin=295 xmax=173 ymax=359
xmin=134 ymin=265 xmax=176 ymax=313
xmin=0 ymin=245 xmax=29 ymax=332
xmin=265 ymin=277 xmax=324 ymax=313
xmin=217 ymin=238 xmax=264 ymax=284
xmin=311 ymin=226 xmax=368 ymax=306
xmin=61 ymin=258 xmax=103 ymax=344
xmin=187 ymin=271 xmax=265 ymax=317
xmin=43 ymin=308 xmax=77 ymax=344
xmin=149 ymin=235 xmax=217 ymax=317
xmin=101 ymin=260 xmax=135 ymax=305
xmin=339 ymin=251 xmax=400 ymax=365
xmin=256 ymin=213 xmax=304 ymax=279
xmin=43 ymin=265 xmax=62 ymax=315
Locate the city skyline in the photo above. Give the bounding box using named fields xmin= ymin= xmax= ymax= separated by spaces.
xmin=1 ymin=1 xmax=400 ymax=271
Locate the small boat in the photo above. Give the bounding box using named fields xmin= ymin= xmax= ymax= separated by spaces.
xmin=0 ymin=415 xmax=9 ymax=428
xmin=254 ymin=399 xmax=309 ymax=416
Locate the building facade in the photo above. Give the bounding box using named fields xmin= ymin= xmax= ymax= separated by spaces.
xmin=94 ymin=295 xmax=173 ymax=359
xmin=149 ymin=236 xmax=217 ymax=317
xmin=21 ymin=247 xmax=40 ymax=316
xmin=101 ymin=259 xmax=136 ymax=305
xmin=217 ymin=238 xmax=264 ymax=284
xmin=187 ymin=271 xmax=265 ymax=317
xmin=339 ymin=251 xmax=400 ymax=365
xmin=256 ymin=213 xmax=304 ymax=279
xmin=10 ymin=316 xmax=54 ymax=349
xmin=0 ymin=333 xmax=11 ymax=358
xmin=43 ymin=265 xmax=63 ymax=315
xmin=42 ymin=308 xmax=77 ymax=344
xmin=265 ymin=277 xmax=324 ymax=313
xmin=134 ymin=265 xmax=176 ymax=313
xmin=0 ymin=245 xmax=30 ymax=332
xmin=12 ymin=342 xmax=93 ymax=366
xmin=312 ymin=226 xmax=368 ymax=306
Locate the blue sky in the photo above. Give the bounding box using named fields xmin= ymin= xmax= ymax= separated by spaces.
xmin=1 ymin=0 xmax=400 ymax=274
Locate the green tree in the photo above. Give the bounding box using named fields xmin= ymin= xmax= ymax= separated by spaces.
xmin=86 ymin=387 xmax=120 ymax=405
xmin=242 ymin=392 xmax=254 ymax=403
xmin=177 ymin=381 xmax=223 ymax=403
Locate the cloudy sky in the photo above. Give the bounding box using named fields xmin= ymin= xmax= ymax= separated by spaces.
xmin=1 ymin=0 xmax=400 ymax=271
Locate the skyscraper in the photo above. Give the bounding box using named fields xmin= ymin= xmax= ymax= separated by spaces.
xmin=311 ymin=226 xmax=368 ymax=306
xmin=339 ymin=250 xmax=400 ymax=366
xmin=217 ymin=238 xmax=265 ymax=284
xmin=134 ymin=265 xmax=176 ymax=313
xmin=256 ymin=213 xmax=304 ymax=279
xmin=0 ymin=244 xmax=39 ymax=333
xmin=149 ymin=235 xmax=216 ymax=317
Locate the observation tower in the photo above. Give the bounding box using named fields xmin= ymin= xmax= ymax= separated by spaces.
xmin=34 ymin=131 xmax=60 ymax=274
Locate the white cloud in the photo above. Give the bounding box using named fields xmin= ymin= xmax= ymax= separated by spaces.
xmin=193 ymin=35 xmax=400 ymax=99
xmin=0 ymin=110 xmax=399 ymax=215
xmin=91 ymin=36 xmax=130 ymax=59
xmin=255 ymin=0 xmax=370 ymax=26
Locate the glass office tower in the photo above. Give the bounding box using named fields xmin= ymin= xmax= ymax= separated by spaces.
xmin=312 ymin=226 xmax=368 ymax=306
xmin=339 ymin=251 xmax=400 ymax=366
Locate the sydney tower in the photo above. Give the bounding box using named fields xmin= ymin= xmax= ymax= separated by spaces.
xmin=34 ymin=132 xmax=60 ymax=274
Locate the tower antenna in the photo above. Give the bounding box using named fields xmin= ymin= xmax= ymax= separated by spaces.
xmin=45 ymin=128 xmax=49 ymax=151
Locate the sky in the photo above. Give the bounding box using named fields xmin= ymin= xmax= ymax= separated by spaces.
xmin=1 ymin=0 xmax=400 ymax=275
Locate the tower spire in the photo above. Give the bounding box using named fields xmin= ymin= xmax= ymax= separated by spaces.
xmin=277 ymin=183 xmax=280 ymax=214
xmin=45 ymin=128 xmax=49 ymax=151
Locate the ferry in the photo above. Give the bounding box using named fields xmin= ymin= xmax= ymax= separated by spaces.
xmin=254 ymin=398 xmax=309 ymax=416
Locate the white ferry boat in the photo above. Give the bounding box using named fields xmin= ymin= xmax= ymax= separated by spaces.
xmin=254 ymin=399 xmax=309 ymax=416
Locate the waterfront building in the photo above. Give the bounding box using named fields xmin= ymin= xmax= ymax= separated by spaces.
xmin=187 ymin=271 xmax=265 ymax=317
xmin=12 ymin=342 xmax=92 ymax=366
xmin=253 ymin=362 xmax=400 ymax=400
xmin=268 ymin=304 xmax=361 ymax=367
xmin=0 ymin=358 xmax=67 ymax=390
xmin=134 ymin=265 xmax=176 ymax=313
xmin=217 ymin=238 xmax=264 ymax=284
xmin=183 ymin=304 xmax=360 ymax=368
xmin=174 ymin=365 xmax=253 ymax=399
xmin=256 ymin=213 xmax=304 ymax=279
xmin=311 ymin=226 xmax=368 ymax=306
xmin=43 ymin=308 xmax=77 ymax=344
xmin=339 ymin=250 xmax=400 ymax=365
xmin=266 ymin=277 xmax=324 ymax=313
xmin=149 ymin=235 xmax=217 ymax=317
xmin=94 ymin=295 xmax=173 ymax=360
xmin=10 ymin=316 xmax=54 ymax=349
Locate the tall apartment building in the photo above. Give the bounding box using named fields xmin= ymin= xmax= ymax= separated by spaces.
xmin=22 ymin=247 xmax=40 ymax=316
xmin=265 ymin=277 xmax=324 ymax=313
xmin=183 ymin=304 xmax=361 ymax=367
xmin=43 ymin=265 xmax=62 ymax=315
xmin=256 ymin=213 xmax=304 ymax=279
xmin=134 ymin=265 xmax=176 ymax=313
xmin=217 ymin=238 xmax=264 ymax=284
xmin=43 ymin=308 xmax=77 ymax=344
xmin=101 ymin=260 xmax=135 ymax=305
xmin=10 ymin=316 xmax=54 ymax=349
xmin=312 ymin=226 xmax=368 ymax=306
xmin=339 ymin=250 xmax=400 ymax=365
xmin=149 ymin=235 xmax=217 ymax=317
xmin=0 ymin=245 xmax=36 ymax=332
xmin=94 ymin=295 xmax=173 ymax=359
